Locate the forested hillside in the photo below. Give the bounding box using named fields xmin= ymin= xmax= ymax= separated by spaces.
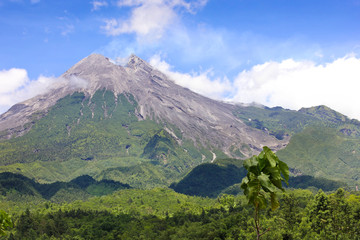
xmin=1 ymin=188 xmax=359 ymax=239
xmin=234 ymin=105 xmax=360 ymax=187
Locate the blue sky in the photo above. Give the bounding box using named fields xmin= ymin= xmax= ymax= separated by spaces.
xmin=1 ymin=0 xmax=360 ymax=119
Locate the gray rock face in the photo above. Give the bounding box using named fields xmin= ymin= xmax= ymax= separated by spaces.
xmin=0 ymin=54 xmax=287 ymax=157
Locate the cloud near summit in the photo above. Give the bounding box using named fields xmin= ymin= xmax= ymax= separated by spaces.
xmin=102 ymin=0 xmax=207 ymax=39
xmin=150 ymin=54 xmax=233 ymax=99
xmin=150 ymin=54 xmax=360 ymax=120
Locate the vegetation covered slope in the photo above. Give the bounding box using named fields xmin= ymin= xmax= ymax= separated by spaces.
xmin=277 ymin=126 xmax=360 ymax=185
xmin=234 ymin=105 xmax=360 ymax=188
xmin=0 ymin=90 xmax=213 ymax=187
xmin=233 ymin=105 xmax=360 ymax=138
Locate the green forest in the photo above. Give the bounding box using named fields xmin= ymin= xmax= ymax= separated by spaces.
xmin=0 ymin=188 xmax=359 ymax=239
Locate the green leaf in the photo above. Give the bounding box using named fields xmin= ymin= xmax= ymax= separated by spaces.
xmin=255 ymin=191 xmax=267 ymax=209
xmin=258 ymin=150 xmax=265 ymax=159
xmin=278 ymin=160 xmax=289 ymax=183
xmin=258 ymin=173 xmax=277 ymax=193
xmin=263 ymin=166 xmax=283 ymax=184
xmin=258 ymin=153 xmax=267 ymax=171
xmin=263 ymin=146 xmax=277 ymax=167
xmin=247 ymin=178 xmax=261 ymax=204
xmin=270 ymin=179 xmax=284 ymax=191
xmin=240 ymin=176 xmax=249 ymax=191
xmin=270 ymin=192 xmax=280 ymax=210
xmin=243 ymin=156 xmax=259 ymax=171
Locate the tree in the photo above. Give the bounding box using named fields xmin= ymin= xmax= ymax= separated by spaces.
xmin=0 ymin=209 xmax=13 ymax=236
xmin=218 ymin=194 xmax=236 ymax=212
xmin=308 ymin=190 xmax=330 ymax=234
xmin=240 ymin=146 xmax=289 ymax=240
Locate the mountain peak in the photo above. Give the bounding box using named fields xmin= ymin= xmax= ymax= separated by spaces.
xmin=69 ymin=53 xmax=151 ymax=73
xmin=127 ymin=54 xmax=145 ymax=65
xmin=126 ymin=54 xmax=153 ymax=73
xmin=68 ymin=53 xmax=113 ymax=71
xmin=86 ymin=53 xmax=109 ymax=61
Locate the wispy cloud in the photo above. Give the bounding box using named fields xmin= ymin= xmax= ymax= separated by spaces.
xmin=60 ymin=24 xmax=75 ymax=36
xmin=91 ymin=0 xmax=108 ymax=11
xmin=102 ymin=0 xmax=207 ymax=40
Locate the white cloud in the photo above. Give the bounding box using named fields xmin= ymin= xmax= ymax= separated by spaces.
xmin=30 ymin=0 xmax=40 ymax=4
xmin=149 ymin=54 xmax=360 ymax=120
xmin=0 ymin=68 xmax=57 ymax=114
xmin=0 ymin=68 xmax=28 ymax=94
xmin=232 ymin=55 xmax=360 ymax=120
xmin=91 ymin=1 xmax=108 ymax=11
xmin=60 ymin=24 xmax=75 ymax=36
xmin=102 ymin=0 xmax=207 ymax=39
xmin=149 ymin=54 xmax=233 ymax=99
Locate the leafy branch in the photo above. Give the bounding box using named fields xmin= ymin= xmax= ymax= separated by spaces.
xmin=241 ymin=146 xmax=289 ymax=240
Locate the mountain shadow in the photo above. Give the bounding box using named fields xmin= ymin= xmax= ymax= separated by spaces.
xmin=170 ymin=159 xmax=247 ymax=198
xmin=170 ymin=159 xmax=348 ymax=198
xmin=0 ymin=172 xmax=131 ymax=201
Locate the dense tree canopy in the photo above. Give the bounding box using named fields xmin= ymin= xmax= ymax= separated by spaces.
xmin=0 ymin=187 xmax=358 ymax=240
